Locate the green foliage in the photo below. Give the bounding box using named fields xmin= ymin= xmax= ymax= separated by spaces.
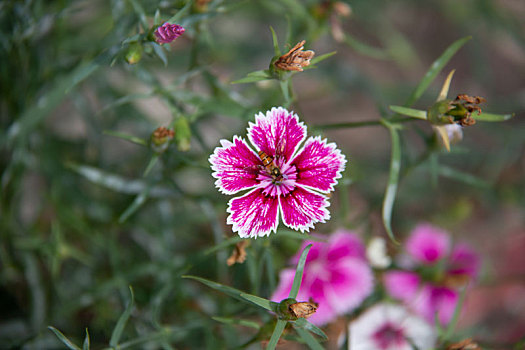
xmin=0 ymin=0 xmax=522 ymax=349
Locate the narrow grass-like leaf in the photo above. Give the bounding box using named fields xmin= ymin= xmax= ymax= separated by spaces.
xmin=115 ymin=327 xmax=187 ymax=349
xmin=119 ymin=187 xmax=150 ymax=223
xmin=109 ymin=286 xmax=135 ymax=348
xmin=167 ymin=1 xmax=192 ymax=24
xmin=270 ymin=26 xmax=281 ymax=56
xmin=404 ymin=36 xmax=471 ymax=107
xmin=294 ymin=326 xmax=324 ymax=350
xmin=143 ymin=154 xmax=160 ymax=177
xmin=212 ymin=317 xmax=260 ymax=330
xmin=474 ymin=112 xmax=515 ymax=122
xmin=288 ymin=244 xmax=312 ymax=299
xmin=294 ymin=318 xmax=328 ymax=340
xmin=266 ymin=319 xmax=287 ymax=350
xmin=343 ymin=34 xmax=389 ymax=59
xmin=204 ymin=236 xmax=243 ymax=255
xmin=303 ymin=51 xmax=337 ymax=70
xmin=48 ymin=327 xmax=81 ymax=350
xmin=438 ymin=165 xmax=491 ymax=188
xmin=82 ymin=329 xmax=90 ymax=350
xmin=437 ymin=70 xmax=456 ymax=101
xmin=129 ymin=0 xmax=149 ymax=30
xmin=231 ymin=70 xmax=272 ymax=84
xmin=103 ymin=130 xmax=148 ymax=146
xmin=381 ymin=122 xmax=401 ymax=243
xmin=152 ymin=42 xmax=168 ymax=66
xmin=442 ymin=287 xmax=467 ymax=342
xmin=389 ymin=106 xmax=427 ymax=119
xmin=240 ymin=293 xmax=277 ymax=312
xmin=98 ymin=93 xmax=153 ymax=114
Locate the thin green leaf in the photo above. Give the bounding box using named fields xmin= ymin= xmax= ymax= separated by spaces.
xmin=266 ymin=319 xmax=287 ymax=350
xmin=103 ymin=130 xmax=148 ymax=146
xmin=231 ymin=70 xmax=272 ymax=84
xmin=289 ymin=244 xmax=312 ymax=299
xmin=212 ymin=317 xmax=261 ymax=330
xmin=118 ymin=187 xmax=150 ymax=223
xmin=343 ymin=33 xmax=389 ymax=60
xmin=114 ymin=327 xmax=187 ymax=349
xmin=294 ymin=326 xmax=324 ymax=350
xmin=129 ymin=0 xmax=149 ymax=30
xmin=48 ymin=327 xmax=81 ymax=350
xmin=154 ymin=9 xmax=161 ymax=25
xmin=307 ymin=51 xmax=337 ymax=66
xmin=167 ymin=1 xmax=192 ymax=24
xmin=280 ymin=80 xmax=291 ymax=108
xmin=474 ymin=112 xmax=515 ymax=122
xmin=293 ymin=318 xmax=328 ymax=340
xmin=270 ymin=26 xmax=281 ymax=56
xmin=152 ymin=43 xmax=168 ymax=66
xmin=204 ymin=236 xmax=243 ymax=255
xmin=83 ymin=329 xmax=90 ymax=350
xmin=69 ymin=164 xmax=177 ymax=197
xmin=381 ymin=122 xmax=401 ymax=243
xmin=274 ymin=229 xmax=323 ymax=241
xmin=240 ymin=293 xmax=278 ymax=312
xmin=389 ymin=106 xmax=427 ymax=120
xmin=98 ymin=93 xmax=153 ymax=114
xmin=404 ymin=36 xmax=471 ymax=107
xmin=143 ymin=154 xmax=160 ymax=177
xmin=109 ymin=287 xmax=135 ymax=347
xmin=442 ymin=287 xmax=467 ymax=341
xmin=438 ymin=165 xmax=491 ymax=188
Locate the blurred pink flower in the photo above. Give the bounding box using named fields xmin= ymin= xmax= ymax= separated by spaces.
xmin=384 ymin=224 xmax=481 ymax=325
xmin=154 ymin=23 xmax=185 ymax=44
xmin=349 ymin=303 xmax=436 ymax=350
xmin=272 ymin=230 xmax=374 ymax=325
xmin=209 ymin=107 xmax=346 ymax=238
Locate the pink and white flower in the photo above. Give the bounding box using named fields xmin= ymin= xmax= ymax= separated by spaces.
xmin=384 ymin=224 xmax=481 ymax=325
xmin=209 ymin=107 xmax=346 ymax=238
xmin=349 ymin=303 xmax=436 ymax=350
xmin=272 ymin=230 xmax=374 ymax=325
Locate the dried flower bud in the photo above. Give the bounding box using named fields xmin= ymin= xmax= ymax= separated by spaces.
xmin=154 ymin=23 xmax=185 ymax=44
xmin=274 ymin=40 xmax=315 ymax=72
xmin=226 ymin=240 xmax=250 ymax=266
xmin=447 ymin=338 xmax=481 ymax=350
xmin=151 ymin=126 xmax=174 ymax=153
xmin=289 ymin=300 xmax=319 ymax=319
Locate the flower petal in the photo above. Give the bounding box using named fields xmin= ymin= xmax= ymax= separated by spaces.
xmin=326 ymin=230 xmax=367 ymax=262
xmin=414 ymin=285 xmax=459 ymax=325
xmin=384 ymin=270 xmax=421 ymax=302
xmin=279 ymin=186 xmax=330 ymax=232
xmin=247 ymin=107 xmax=306 ymax=162
xmin=448 ymin=243 xmax=481 ymax=279
xmin=209 ymin=136 xmax=261 ymax=195
xmin=227 ymin=188 xmax=280 ymax=238
xmin=406 ymin=223 xmax=451 ymax=265
xmin=324 ymin=258 xmax=374 ymax=313
xmin=291 ymin=136 xmax=346 ymax=193
xmin=271 ymin=268 xmax=296 ymax=301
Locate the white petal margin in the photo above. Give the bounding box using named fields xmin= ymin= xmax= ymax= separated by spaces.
xmin=209 ymin=136 xmax=261 ymax=195
xmin=290 ymin=135 xmax=347 ymax=194
xmin=226 ymin=188 xmax=280 ymax=238
xmin=247 ymin=107 xmax=307 ymax=162
xmin=349 ymin=303 xmax=436 ymax=350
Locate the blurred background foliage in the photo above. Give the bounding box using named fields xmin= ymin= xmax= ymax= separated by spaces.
xmin=0 ymin=0 xmax=524 ymax=348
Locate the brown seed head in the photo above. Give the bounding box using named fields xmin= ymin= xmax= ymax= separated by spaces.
xmin=153 ymin=126 xmax=174 ymax=139
xmin=274 ymin=40 xmax=315 ymax=72
xmin=289 ymin=299 xmax=319 ymax=319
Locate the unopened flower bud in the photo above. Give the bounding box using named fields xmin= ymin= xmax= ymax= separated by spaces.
xmin=154 ymin=23 xmax=185 ymax=44
xmin=174 ymin=117 xmax=191 ymax=152
xmin=277 ymin=298 xmax=298 ymax=320
xmin=125 ymin=43 xmax=143 ymax=65
xmin=274 ymin=40 xmax=315 ymax=72
xmin=151 ymin=126 xmax=174 ymax=153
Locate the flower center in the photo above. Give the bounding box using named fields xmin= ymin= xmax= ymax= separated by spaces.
xmin=372 ymin=323 xmax=406 ymax=349
xmin=258 ymin=158 xmax=297 ymax=198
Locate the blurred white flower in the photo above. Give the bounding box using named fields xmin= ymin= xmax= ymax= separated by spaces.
xmin=445 ymin=123 xmax=463 ymax=144
xmin=366 ymin=237 xmax=391 ymax=268
xmin=349 ymin=303 xmax=436 ymax=350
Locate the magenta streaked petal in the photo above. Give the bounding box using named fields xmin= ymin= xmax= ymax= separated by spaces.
xmin=247 ymin=107 xmax=306 ymax=162
xmin=209 ymin=137 xmax=261 ymax=195
xmin=448 ymin=243 xmax=481 ymax=279
xmin=298 ymin=277 xmax=336 ymax=326
xmin=414 ymin=284 xmax=459 ymax=325
xmin=227 ymin=188 xmax=279 ymax=238
xmin=291 ymin=136 xmax=346 ymax=193
xmin=406 ymin=224 xmax=451 ymax=264
xmin=291 ymin=239 xmax=323 ymax=265
xmin=384 ymin=270 xmax=421 ymax=302
xmin=326 ymin=230 xmax=367 ymax=262
xmin=279 ymin=186 xmax=330 ymax=232
xmin=324 ymin=258 xmax=374 ymax=312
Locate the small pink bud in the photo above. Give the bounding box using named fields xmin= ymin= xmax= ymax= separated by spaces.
xmin=154 ymin=23 xmax=185 ymax=44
